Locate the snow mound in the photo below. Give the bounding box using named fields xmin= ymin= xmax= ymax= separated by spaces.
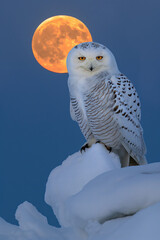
xmin=45 ymin=143 xmax=160 ymax=228
xmin=45 ymin=143 xmax=120 ymax=224
xmin=90 ymin=202 xmax=160 ymax=240
xmin=62 ymin=162 xmax=160 ymax=228
xmin=0 ymin=202 xmax=62 ymax=240
xmin=0 ymin=143 xmax=160 ymax=240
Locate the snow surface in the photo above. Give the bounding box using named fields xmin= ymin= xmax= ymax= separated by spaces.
xmin=45 ymin=143 xmax=120 ymax=225
xmin=1 ymin=143 xmax=160 ymax=240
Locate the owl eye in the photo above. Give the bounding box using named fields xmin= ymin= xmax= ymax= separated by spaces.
xmin=96 ymin=56 xmax=103 ymax=60
xmin=78 ymin=56 xmax=86 ymax=61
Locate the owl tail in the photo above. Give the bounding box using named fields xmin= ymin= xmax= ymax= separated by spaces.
xmin=129 ymin=156 xmax=139 ymax=166
xmin=131 ymin=155 xmax=148 ymax=166
xmin=115 ymin=146 xmax=147 ymax=167
xmin=138 ymin=155 xmax=148 ymax=165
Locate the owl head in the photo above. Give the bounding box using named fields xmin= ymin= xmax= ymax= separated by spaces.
xmin=66 ymin=42 xmax=119 ymax=77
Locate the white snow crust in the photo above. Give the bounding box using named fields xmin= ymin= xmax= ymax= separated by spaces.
xmin=1 ymin=143 xmax=160 ymax=240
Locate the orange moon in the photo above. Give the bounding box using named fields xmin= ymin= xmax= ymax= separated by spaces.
xmin=32 ymin=15 xmax=92 ymax=73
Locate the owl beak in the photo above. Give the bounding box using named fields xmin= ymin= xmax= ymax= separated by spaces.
xmin=89 ymin=65 xmax=94 ymax=71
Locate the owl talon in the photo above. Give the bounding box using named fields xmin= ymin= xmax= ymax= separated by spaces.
xmin=105 ymin=146 xmax=112 ymax=152
xmin=80 ymin=143 xmax=90 ymax=153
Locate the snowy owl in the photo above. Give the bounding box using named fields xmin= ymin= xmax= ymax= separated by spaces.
xmin=66 ymin=42 xmax=147 ymax=167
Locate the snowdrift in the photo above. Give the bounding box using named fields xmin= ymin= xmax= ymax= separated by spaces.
xmin=0 ymin=143 xmax=160 ymax=240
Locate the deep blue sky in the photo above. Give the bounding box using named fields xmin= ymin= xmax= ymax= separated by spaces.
xmin=1 ymin=0 xmax=160 ymax=227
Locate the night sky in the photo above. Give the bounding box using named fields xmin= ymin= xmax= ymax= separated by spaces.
xmin=1 ymin=0 xmax=160 ymax=227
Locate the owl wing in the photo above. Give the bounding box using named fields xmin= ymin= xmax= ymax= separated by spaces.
xmin=70 ymin=97 xmax=94 ymax=141
xmin=111 ymin=73 xmax=141 ymax=120
xmin=70 ymin=101 xmax=76 ymax=121
xmin=107 ymin=75 xmax=146 ymax=164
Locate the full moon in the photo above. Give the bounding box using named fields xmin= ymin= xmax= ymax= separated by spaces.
xmin=32 ymin=15 xmax=92 ymax=73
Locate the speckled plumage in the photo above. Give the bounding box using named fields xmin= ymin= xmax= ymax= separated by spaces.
xmin=67 ymin=42 xmax=147 ymax=167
